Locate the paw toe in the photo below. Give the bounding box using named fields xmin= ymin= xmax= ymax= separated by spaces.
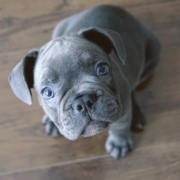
xmin=42 ymin=115 xmax=49 ymax=125
xmin=105 ymin=140 xmax=113 ymax=153
xmin=45 ymin=121 xmax=53 ymax=134
xmin=52 ymin=126 xmax=60 ymax=137
xmin=121 ymin=147 xmax=128 ymax=158
xmin=110 ymin=147 xmax=120 ymax=160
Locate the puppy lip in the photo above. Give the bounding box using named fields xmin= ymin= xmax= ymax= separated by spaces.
xmin=81 ymin=120 xmax=109 ymax=137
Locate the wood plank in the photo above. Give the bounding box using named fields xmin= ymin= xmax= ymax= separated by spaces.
xmin=0 ymin=140 xmax=179 ymax=180
xmin=0 ymin=0 xmax=179 ymax=53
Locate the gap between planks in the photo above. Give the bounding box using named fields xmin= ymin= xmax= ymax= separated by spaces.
xmin=0 ymin=141 xmax=179 ymax=177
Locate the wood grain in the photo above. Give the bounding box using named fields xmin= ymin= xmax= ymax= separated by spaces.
xmin=1 ymin=143 xmax=180 ymax=180
xmin=0 ymin=0 xmax=180 ymax=179
xmin=0 ymin=0 xmax=179 ymax=53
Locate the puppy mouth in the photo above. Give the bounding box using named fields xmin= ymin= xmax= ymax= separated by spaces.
xmin=81 ymin=117 xmax=109 ymax=137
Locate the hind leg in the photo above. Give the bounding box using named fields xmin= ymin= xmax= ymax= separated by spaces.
xmin=140 ymin=35 xmax=161 ymax=83
xmin=132 ymin=36 xmax=161 ymax=129
xmin=131 ymin=91 xmax=146 ymax=131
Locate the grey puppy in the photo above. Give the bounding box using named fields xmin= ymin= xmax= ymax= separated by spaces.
xmin=9 ymin=5 xmax=160 ymax=159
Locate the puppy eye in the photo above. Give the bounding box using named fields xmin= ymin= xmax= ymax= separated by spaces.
xmin=42 ymin=87 xmax=54 ymax=100
xmin=96 ymin=63 xmax=109 ymax=76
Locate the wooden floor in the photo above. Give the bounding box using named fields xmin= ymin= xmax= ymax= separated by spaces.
xmin=0 ymin=0 xmax=180 ymax=179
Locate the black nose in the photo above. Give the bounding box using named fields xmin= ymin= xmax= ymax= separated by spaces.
xmin=72 ymin=94 xmax=97 ymax=114
xmin=73 ymin=99 xmax=85 ymax=114
xmin=83 ymin=94 xmax=96 ymax=109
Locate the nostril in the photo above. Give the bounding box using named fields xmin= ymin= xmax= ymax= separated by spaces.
xmin=84 ymin=94 xmax=97 ymax=109
xmin=72 ymin=99 xmax=86 ymax=114
xmin=77 ymin=105 xmax=83 ymax=111
xmin=87 ymin=100 xmax=93 ymax=108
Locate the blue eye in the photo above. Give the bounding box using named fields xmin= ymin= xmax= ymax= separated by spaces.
xmin=96 ymin=63 xmax=109 ymax=76
xmin=42 ymin=87 xmax=54 ymax=100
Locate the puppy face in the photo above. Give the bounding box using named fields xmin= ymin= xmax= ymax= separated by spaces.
xmin=9 ymin=28 xmax=126 ymax=141
xmin=34 ymin=36 xmax=122 ymax=140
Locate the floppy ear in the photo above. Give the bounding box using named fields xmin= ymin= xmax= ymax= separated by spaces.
xmin=8 ymin=50 xmax=39 ymax=105
xmin=78 ymin=27 xmax=126 ymax=64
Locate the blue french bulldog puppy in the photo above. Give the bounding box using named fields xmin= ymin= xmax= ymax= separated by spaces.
xmin=9 ymin=5 xmax=160 ymax=159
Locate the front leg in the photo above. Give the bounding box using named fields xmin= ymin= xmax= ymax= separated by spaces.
xmin=42 ymin=114 xmax=61 ymax=137
xmin=105 ymin=112 xmax=134 ymax=159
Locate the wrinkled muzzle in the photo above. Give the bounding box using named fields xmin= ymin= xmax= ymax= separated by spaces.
xmin=56 ymin=85 xmax=121 ymax=140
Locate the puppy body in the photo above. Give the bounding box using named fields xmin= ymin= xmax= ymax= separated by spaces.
xmin=9 ymin=5 xmax=160 ymax=159
xmin=53 ymin=5 xmax=159 ymax=87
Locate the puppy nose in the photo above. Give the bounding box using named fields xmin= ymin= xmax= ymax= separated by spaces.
xmin=73 ymin=99 xmax=86 ymax=114
xmin=72 ymin=94 xmax=97 ymax=114
xmin=82 ymin=94 xmax=97 ymax=109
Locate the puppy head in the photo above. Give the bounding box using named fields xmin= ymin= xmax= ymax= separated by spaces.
xmin=9 ymin=28 xmax=126 ymax=140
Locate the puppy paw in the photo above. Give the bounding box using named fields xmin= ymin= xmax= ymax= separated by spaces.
xmin=105 ymin=132 xmax=134 ymax=159
xmin=42 ymin=115 xmax=61 ymax=138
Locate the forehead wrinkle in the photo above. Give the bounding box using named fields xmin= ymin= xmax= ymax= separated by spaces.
xmin=39 ymin=38 xmax=64 ymax=60
xmin=78 ymin=47 xmax=106 ymax=65
xmin=39 ymin=65 xmax=60 ymax=86
xmin=79 ymin=51 xmax=93 ymax=64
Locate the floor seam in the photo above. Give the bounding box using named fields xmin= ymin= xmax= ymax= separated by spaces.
xmin=0 ymin=141 xmax=179 ymax=177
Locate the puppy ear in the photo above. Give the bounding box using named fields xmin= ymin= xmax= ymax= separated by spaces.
xmin=8 ymin=50 xmax=39 ymax=105
xmin=78 ymin=27 xmax=126 ymax=64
